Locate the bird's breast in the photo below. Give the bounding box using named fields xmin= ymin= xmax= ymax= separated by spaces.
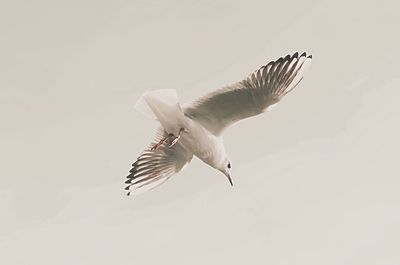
xmin=179 ymin=120 xmax=222 ymax=165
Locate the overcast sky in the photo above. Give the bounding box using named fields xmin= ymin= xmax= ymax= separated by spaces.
xmin=1 ymin=0 xmax=400 ymax=264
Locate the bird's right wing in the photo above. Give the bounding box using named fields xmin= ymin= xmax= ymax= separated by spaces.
xmin=184 ymin=52 xmax=312 ymax=136
xmin=125 ymin=128 xmax=193 ymax=195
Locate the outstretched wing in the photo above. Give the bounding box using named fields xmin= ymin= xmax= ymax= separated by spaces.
xmin=125 ymin=128 xmax=193 ymax=195
xmin=184 ymin=52 xmax=312 ymax=136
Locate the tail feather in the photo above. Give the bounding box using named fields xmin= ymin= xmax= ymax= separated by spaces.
xmin=134 ymin=89 xmax=184 ymax=134
xmin=134 ymin=93 xmax=156 ymax=120
xmin=135 ymin=89 xmax=181 ymax=120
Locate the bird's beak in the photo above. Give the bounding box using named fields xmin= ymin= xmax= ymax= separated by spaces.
xmin=226 ymin=173 xmax=233 ymax=186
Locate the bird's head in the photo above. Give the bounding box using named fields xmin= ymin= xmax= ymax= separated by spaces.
xmin=218 ymin=157 xmax=233 ymax=186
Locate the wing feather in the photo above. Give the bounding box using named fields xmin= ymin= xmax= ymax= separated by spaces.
xmin=184 ymin=52 xmax=312 ymax=135
xmin=125 ymin=128 xmax=193 ymax=195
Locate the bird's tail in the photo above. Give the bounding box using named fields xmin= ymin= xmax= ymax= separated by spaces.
xmin=135 ymin=89 xmax=185 ymax=133
xmin=135 ymin=89 xmax=179 ymax=118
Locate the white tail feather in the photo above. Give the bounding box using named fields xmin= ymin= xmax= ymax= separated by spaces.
xmin=135 ymin=89 xmax=180 ymax=120
xmin=134 ymin=89 xmax=184 ymax=134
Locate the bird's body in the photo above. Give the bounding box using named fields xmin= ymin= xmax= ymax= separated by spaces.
xmin=125 ymin=52 xmax=312 ymax=195
xmin=178 ymin=121 xmax=224 ymax=168
xmin=139 ymin=89 xmax=228 ymax=170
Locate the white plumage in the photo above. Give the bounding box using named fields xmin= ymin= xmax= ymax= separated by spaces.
xmin=125 ymin=52 xmax=312 ymax=195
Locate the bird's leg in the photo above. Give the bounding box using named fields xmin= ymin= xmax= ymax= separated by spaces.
xmin=150 ymin=135 xmax=172 ymax=151
xmin=167 ymin=128 xmax=186 ymax=147
xmin=151 ymin=128 xmax=187 ymax=151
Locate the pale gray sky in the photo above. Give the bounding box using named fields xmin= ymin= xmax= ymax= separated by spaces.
xmin=1 ymin=0 xmax=400 ymax=264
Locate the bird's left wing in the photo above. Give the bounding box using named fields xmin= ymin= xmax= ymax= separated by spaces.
xmin=125 ymin=128 xmax=193 ymax=195
xmin=184 ymin=52 xmax=312 ymax=136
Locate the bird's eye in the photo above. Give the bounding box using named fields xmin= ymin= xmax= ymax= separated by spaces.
xmin=227 ymin=163 xmax=231 ymax=169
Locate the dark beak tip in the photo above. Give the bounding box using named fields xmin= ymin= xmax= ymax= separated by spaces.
xmin=227 ymin=175 xmax=233 ymax=187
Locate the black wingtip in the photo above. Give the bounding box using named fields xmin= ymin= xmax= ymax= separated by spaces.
xmin=125 ymin=179 xmax=132 ymax=184
xmin=283 ymin=54 xmax=291 ymax=61
xmin=308 ymin=54 xmax=313 ymax=59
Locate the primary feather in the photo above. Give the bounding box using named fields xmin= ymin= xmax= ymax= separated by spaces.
xmin=184 ymin=52 xmax=312 ymax=136
xmin=125 ymin=128 xmax=193 ymax=195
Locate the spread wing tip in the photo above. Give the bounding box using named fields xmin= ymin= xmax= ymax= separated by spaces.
xmin=124 ymin=129 xmax=193 ymax=196
xmin=290 ymin=51 xmax=312 ymax=59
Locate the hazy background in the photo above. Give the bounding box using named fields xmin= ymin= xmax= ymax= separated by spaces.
xmin=1 ymin=0 xmax=400 ymax=264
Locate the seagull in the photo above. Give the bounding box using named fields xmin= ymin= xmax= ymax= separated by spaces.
xmin=125 ymin=52 xmax=312 ymax=195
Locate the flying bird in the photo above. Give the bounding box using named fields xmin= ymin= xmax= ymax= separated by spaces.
xmin=125 ymin=52 xmax=312 ymax=195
